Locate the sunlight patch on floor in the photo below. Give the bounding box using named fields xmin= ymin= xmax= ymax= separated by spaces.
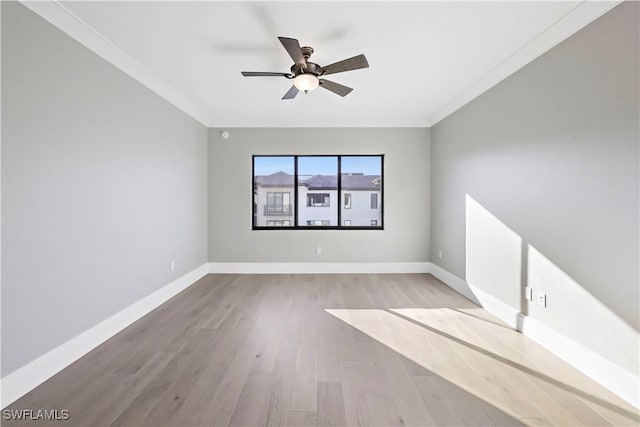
xmin=325 ymin=307 xmax=640 ymax=426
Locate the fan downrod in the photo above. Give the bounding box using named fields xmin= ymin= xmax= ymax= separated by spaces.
xmin=301 ymin=46 xmax=314 ymax=59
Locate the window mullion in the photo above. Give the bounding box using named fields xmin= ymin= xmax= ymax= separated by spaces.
xmin=337 ymin=156 xmax=342 ymax=228
xmin=294 ymin=156 xmax=299 ymax=227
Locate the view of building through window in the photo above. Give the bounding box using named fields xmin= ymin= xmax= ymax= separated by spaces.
xmin=253 ymin=155 xmax=383 ymax=229
xmin=340 ymin=156 xmax=382 ymax=227
xmin=298 ymin=156 xmax=337 ymax=227
xmin=253 ymin=156 xmax=294 ymax=227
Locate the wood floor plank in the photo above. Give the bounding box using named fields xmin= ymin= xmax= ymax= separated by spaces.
xmin=289 ymin=279 xmax=320 ymax=412
xmin=368 ymin=343 xmax=435 ymax=426
xmin=168 ymin=342 xmax=259 ymax=426
xmin=109 ymin=356 xmax=185 ymax=426
xmin=265 ymin=278 xmax=314 ymax=427
xmin=139 ymin=329 xmax=224 ymax=426
xmin=479 ymin=401 xmax=526 ymax=427
xmin=317 ymin=279 xmax=357 ymax=383
xmin=317 ymin=382 xmax=347 ymax=427
xmin=317 ymin=314 xmax=345 ymax=383
xmin=286 ymin=411 xmax=318 ymax=427
xmin=249 ymin=278 xmax=294 ymax=373
xmin=352 ymin=342 xmax=403 ymax=426
xmin=520 ymin=418 xmax=554 ymax=426
xmin=78 ymin=351 xmax=175 ymax=426
xmin=228 ymin=372 xmax=273 ymax=426
xmin=412 ymin=375 xmax=465 ymax=426
xmin=428 ymin=375 xmax=495 ymax=426
xmin=339 ymin=360 xmax=372 ymax=427
xmin=290 ymin=324 xmax=319 ymax=412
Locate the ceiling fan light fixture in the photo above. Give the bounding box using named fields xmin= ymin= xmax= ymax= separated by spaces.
xmin=241 ymin=37 xmax=369 ymax=100
xmin=293 ymin=73 xmax=319 ymax=93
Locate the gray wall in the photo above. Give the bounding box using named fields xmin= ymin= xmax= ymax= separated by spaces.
xmin=1 ymin=2 xmax=208 ymax=376
xmin=431 ymin=2 xmax=638 ymax=375
xmin=208 ymin=128 xmax=430 ymax=263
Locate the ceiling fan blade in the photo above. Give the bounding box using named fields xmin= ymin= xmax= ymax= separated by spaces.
xmin=278 ymin=37 xmax=305 ymax=66
xmin=282 ymin=85 xmax=299 ymax=100
xmin=322 ymin=54 xmax=369 ymax=75
xmin=319 ymin=79 xmax=353 ymax=97
xmin=241 ymin=71 xmax=290 ymax=77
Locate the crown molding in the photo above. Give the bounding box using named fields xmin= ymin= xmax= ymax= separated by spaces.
xmin=426 ymin=0 xmax=622 ymax=127
xmin=20 ymin=0 xmax=211 ymax=127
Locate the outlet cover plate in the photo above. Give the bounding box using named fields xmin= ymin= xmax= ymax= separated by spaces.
xmin=537 ymin=292 xmax=547 ymax=307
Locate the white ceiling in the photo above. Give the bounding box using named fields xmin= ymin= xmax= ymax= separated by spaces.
xmin=26 ymin=1 xmax=619 ymax=127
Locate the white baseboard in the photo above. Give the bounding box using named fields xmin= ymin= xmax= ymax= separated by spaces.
xmin=429 ymin=263 xmax=480 ymax=305
xmin=429 ymin=263 xmax=640 ymax=409
xmin=0 ymin=263 xmax=208 ymax=408
xmin=467 ymin=285 xmax=522 ymax=330
xmin=208 ymin=262 xmax=431 ymax=274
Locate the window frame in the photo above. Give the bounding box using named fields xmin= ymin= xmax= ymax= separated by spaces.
xmin=252 ymin=154 xmax=384 ymax=230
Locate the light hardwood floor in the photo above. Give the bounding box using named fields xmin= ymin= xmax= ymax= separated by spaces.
xmin=4 ymin=274 xmax=639 ymax=426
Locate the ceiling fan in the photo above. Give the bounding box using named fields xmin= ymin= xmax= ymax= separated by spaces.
xmin=241 ymin=37 xmax=369 ymax=100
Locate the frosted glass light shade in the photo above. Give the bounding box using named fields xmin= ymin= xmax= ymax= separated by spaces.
xmin=294 ymin=74 xmax=319 ymax=92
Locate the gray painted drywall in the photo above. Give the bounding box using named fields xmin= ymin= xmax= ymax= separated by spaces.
xmin=208 ymin=128 xmax=430 ymax=263
xmin=431 ymin=2 xmax=639 ymax=375
xmin=1 ymin=2 xmax=208 ymax=376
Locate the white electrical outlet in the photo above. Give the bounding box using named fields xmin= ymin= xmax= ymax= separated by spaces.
xmin=438 ymin=250 xmax=443 ymax=259
xmin=537 ymin=292 xmax=547 ymax=307
xmin=316 ymin=246 xmax=322 ymax=255
xmin=525 ymin=287 xmax=533 ymax=301
xmin=170 ymin=261 xmax=175 ymax=272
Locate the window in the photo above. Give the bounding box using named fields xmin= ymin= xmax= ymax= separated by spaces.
xmin=267 ymin=220 xmax=290 ymax=226
xmin=253 ymin=155 xmax=383 ymax=229
xmin=266 ymin=192 xmax=291 ymax=214
xmin=307 ymin=220 xmax=330 ymax=226
xmin=344 ymin=193 xmax=351 ymax=209
xmin=371 ymin=193 xmax=378 ymax=209
xmin=307 ymin=193 xmax=330 ymax=207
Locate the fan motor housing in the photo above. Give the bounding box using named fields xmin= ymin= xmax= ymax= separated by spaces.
xmin=291 ymin=62 xmax=324 ymax=77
